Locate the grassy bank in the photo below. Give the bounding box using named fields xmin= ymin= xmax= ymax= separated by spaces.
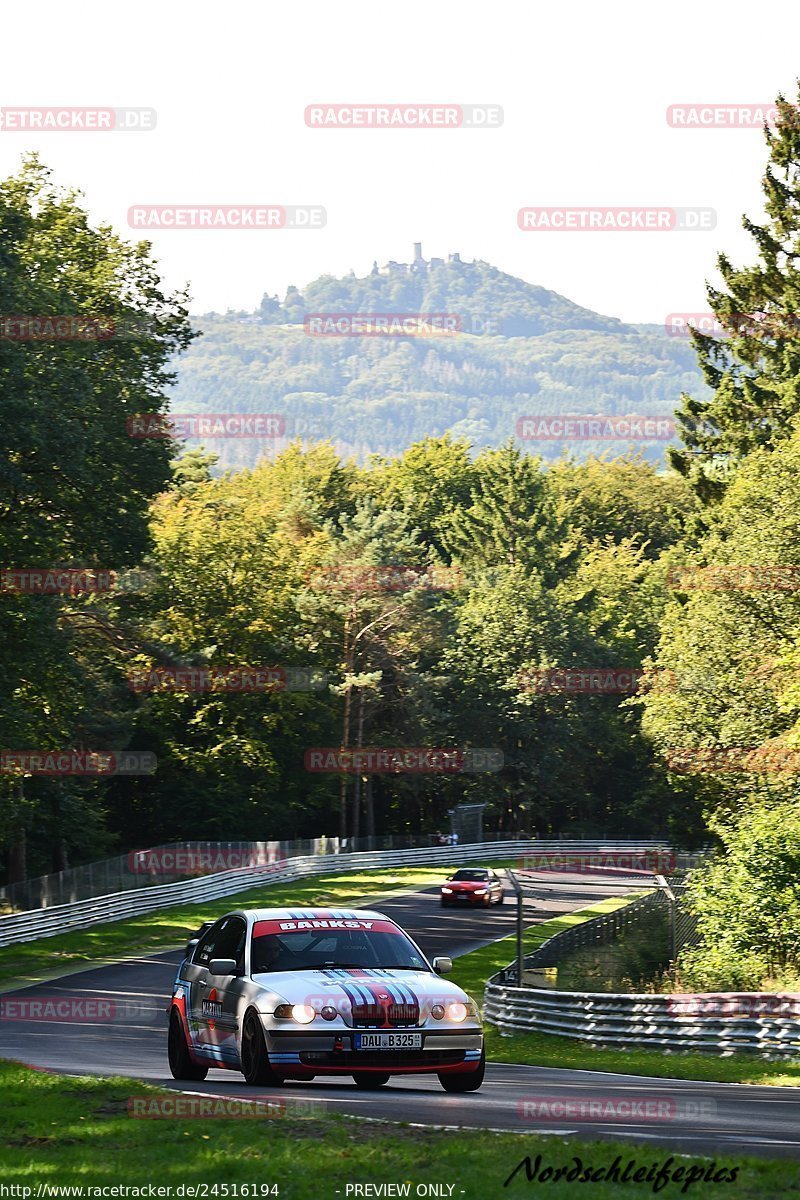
xmin=0 ymin=1061 xmax=791 ymax=1196
xmin=448 ymin=893 xmax=636 ymax=1000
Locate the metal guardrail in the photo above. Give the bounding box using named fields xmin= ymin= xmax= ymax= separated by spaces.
xmin=0 ymin=839 xmax=676 ymax=947
xmin=483 ymin=980 xmax=800 ymax=1056
xmin=1 ymin=832 xmax=508 ymax=912
xmin=1 ymin=835 xmax=688 ymax=913
xmin=484 ymin=891 xmax=800 ymax=1056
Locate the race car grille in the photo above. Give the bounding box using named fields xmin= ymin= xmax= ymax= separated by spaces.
xmin=299 ymin=1050 xmax=464 ymax=1068
xmin=351 ymin=1003 xmax=420 ymax=1027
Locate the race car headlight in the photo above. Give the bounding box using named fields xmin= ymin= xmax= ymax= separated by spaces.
xmin=441 ymin=887 xmax=453 ymax=894
xmin=275 ymin=1003 xmax=316 ymax=1024
xmin=447 ymin=1002 xmax=469 ymax=1022
xmin=291 ymin=1004 xmax=316 ymax=1024
xmin=474 ymin=889 xmax=488 ymax=895
xmin=431 ymin=1004 xmax=445 ymax=1020
xmin=320 ymin=1005 xmax=337 ymax=1021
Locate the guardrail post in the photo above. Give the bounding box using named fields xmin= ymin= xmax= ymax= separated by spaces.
xmin=655 ymin=873 xmax=676 ymax=962
xmin=507 ymin=868 xmax=524 ymax=984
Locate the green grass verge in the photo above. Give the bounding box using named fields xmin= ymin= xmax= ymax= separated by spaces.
xmin=0 ymin=1061 xmax=791 ymax=1196
xmin=0 ymin=862 xmax=521 ymax=991
xmin=449 ymin=900 xmax=800 ymax=1088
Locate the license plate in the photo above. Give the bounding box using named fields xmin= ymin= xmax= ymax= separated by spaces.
xmin=354 ymin=1032 xmax=422 ymax=1050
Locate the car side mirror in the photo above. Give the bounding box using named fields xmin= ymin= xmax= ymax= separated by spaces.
xmin=432 ymin=956 xmax=452 ymax=975
xmin=185 ymin=938 xmax=199 ymax=955
xmin=209 ymin=958 xmax=238 ymax=976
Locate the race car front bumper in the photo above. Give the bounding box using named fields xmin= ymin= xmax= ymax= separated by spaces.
xmin=265 ymin=1026 xmax=484 ymax=1074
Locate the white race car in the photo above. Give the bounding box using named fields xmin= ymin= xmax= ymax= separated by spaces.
xmin=168 ymin=907 xmax=485 ymax=1091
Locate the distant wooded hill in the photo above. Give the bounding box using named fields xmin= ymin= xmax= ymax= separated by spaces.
xmin=169 ymin=252 xmax=706 ymax=469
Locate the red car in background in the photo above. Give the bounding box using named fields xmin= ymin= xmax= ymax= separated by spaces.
xmin=440 ymin=868 xmax=505 ymax=907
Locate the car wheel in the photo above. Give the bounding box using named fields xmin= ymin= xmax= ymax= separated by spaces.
xmin=440 ymin=898 xmax=448 ymax=907
xmin=438 ymin=1049 xmax=485 ymax=1093
xmin=496 ymin=891 xmax=504 ymax=904
xmin=353 ymin=1072 xmax=390 ymax=1088
xmin=168 ymin=1009 xmax=208 ymax=1081
xmin=241 ymin=1010 xmax=282 ymax=1086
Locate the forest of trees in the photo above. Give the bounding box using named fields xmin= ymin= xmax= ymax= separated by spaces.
xmin=4 ymin=87 xmax=800 ymax=998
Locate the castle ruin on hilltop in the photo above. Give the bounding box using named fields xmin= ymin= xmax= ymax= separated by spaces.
xmin=371 ymin=243 xmax=463 ymax=276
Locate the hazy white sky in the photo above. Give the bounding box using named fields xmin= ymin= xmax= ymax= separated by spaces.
xmin=2 ymin=0 xmax=799 ymax=323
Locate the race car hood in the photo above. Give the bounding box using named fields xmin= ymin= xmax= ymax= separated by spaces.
xmin=443 ymin=880 xmax=489 ymax=891
xmin=251 ymin=967 xmax=470 ymax=1024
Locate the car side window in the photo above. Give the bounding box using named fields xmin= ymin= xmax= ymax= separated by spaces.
xmin=219 ymin=917 xmax=247 ymax=970
xmin=193 ymin=921 xmax=223 ymax=967
xmin=193 ymin=917 xmax=246 ymax=969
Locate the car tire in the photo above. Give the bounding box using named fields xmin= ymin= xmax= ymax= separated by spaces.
xmin=168 ymin=1009 xmax=208 ymax=1081
xmin=352 ymin=1072 xmax=390 ymax=1088
xmin=438 ymin=1048 xmax=486 ymax=1093
xmin=241 ymin=1010 xmax=282 ymax=1086
xmin=496 ymin=891 xmax=504 ymax=905
xmin=440 ymin=898 xmax=448 ymax=907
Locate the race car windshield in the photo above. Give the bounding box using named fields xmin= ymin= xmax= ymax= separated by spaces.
xmin=250 ymin=926 xmax=427 ymax=974
xmin=449 ymin=869 xmax=489 ymax=881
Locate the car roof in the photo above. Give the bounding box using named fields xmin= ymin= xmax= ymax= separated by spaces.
xmin=225 ymin=907 xmax=393 ymax=923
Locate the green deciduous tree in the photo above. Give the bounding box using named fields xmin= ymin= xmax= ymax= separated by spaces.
xmin=677 ymin=801 xmax=800 ymax=990
xmin=640 ymin=427 xmax=800 ymax=818
xmin=0 ymin=156 xmax=193 ymax=879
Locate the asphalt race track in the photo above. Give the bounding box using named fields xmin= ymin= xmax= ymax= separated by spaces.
xmin=3 ymin=878 xmax=800 ymax=1160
